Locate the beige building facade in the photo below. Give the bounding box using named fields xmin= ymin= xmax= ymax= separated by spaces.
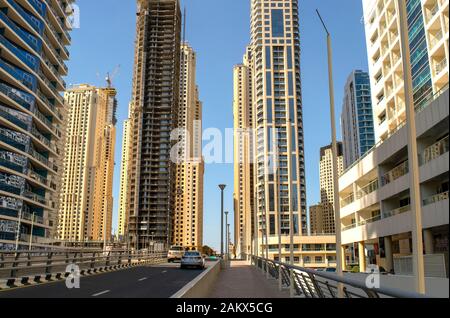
xmin=337 ymin=0 xmax=449 ymax=276
xmin=173 ymin=44 xmax=204 ymax=250
xmin=57 ymin=84 xmax=117 ymax=242
xmin=118 ymin=109 xmax=131 ymax=240
xmin=309 ymin=143 xmax=344 ymax=235
xmin=233 ymin=48 xmax=254 ymax=259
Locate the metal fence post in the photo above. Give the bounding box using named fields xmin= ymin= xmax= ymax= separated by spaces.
xmin=10 ymin=252 xmax=20 ymax=278
xmin=45 ymin=252 xmax=53 ymax=274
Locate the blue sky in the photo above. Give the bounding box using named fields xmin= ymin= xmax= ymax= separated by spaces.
xmin=66 ymin=0 xmax=369 ymax=251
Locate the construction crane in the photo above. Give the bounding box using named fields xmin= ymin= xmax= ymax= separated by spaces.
xmin=106 ymin=65 xmax=121 ymax=88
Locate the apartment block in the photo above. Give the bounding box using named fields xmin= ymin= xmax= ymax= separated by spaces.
xmin=233 ymin=47 xmax=254 ymax=259
xmin=126 ymin=0 xmax=182 ymax=249
xmin=363 ymin=0 xmax=448 ymax=142
xmin=118 ymin=107 xmax=131 ymax=240
xmin=57 ymin=84 xmax=117 ymax=242
xmin=341 ymin=70 xmax=375 ymax=169
xmin=337 ymin=0 xmax=449 ymax=276
xmin=173 ymin=43 xmax=204 ymax=250
xmin=0 ymin=0 xmax=73 ymax=249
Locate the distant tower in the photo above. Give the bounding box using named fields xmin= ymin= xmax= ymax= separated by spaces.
xmin=126 ymin=0 xmax=182 ymax=249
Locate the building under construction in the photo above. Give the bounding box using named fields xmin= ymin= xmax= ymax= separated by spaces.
xmin=126 ymin=0 xmax=182 ymax=249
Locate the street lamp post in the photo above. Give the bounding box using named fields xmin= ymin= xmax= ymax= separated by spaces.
xmin=218 ymin=184 xmax=226 ymax=258
xmin=396 ymin=0 xmax=425 ymax=294
xmin=227 ymin=223 xmax=231 ymax=260
xmin=316 ymin=9 xmax=344 ymax=297
xmin=225 ymin=211 xmax=229 ymax=260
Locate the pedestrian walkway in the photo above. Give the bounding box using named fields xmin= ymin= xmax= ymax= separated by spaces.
xmin=208 ymin=260 xmax=290 ymax=298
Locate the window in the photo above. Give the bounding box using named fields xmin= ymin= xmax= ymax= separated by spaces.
xmin=269 ymin=215 xmax=275 ymax=235
xmin=271 ymin=9 xmax=284 ymax=37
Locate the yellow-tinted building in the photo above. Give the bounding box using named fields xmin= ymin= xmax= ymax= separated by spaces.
xmin=173 ymin=44 xmax=204 ymax=250
xmin=309 ymin=143 xmax=344 ymax=235
xmin=57 ymin=84 xmax=117 ymax=242
xmin=233 ymin=47 xmax=254 ymax=259
xmin=118 ymin=107 xmax=131 ymax=240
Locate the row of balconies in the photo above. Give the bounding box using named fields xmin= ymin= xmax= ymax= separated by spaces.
xmin=341 ymin=135 xmax=448 ymax=209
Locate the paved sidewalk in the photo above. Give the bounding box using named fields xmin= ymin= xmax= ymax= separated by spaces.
xmin=208 ymin=260 xmax=290 ymax=298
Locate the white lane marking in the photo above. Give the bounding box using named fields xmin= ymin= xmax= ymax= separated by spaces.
xmin=162 ymin=270 xmax=167 ymax=273
xmin=138 ymin=277 xmax=148 ymax=282
xmin=92 ymin=290 xmax=110 ymax=297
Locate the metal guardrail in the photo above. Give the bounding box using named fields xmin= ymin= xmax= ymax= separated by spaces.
xmin=0 ymin=250 xmax=167 ymax=281
xmin=251 ymin=256 xmax=426 ymax=298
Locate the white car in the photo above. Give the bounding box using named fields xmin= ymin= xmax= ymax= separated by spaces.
xmin=167 ymin=246 xmax=184 ymax=262
xmin=180 ymin=251 xmax=205 ymax=269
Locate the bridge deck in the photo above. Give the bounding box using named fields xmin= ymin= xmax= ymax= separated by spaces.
xmin=208 ymin=260 xmax=290 ymax=298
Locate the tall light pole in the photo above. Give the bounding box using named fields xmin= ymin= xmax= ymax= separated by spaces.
xmin=227 ymin=223 xmax=231 ymax=259
xmin=396 ymin=0 xmax=425 ymax=294
xmin=225 ymin=211 xmax=229 ymax=260
xmin=219 ymin=184 xmax=226 ymax=258
xmin=316 ymin=9 xmax=344 ymax=297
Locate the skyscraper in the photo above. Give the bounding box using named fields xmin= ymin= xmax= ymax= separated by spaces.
xmin=0 ymin=0 xmax=73 ymax=249
xmin=173 ymin=43 xmax=204 ymax=250
xmin=309 ymin=142 xmax=343 ymax=235
xmin=58 ymin=84 xmax=117 ymax=242
xmin=126 ymin=0 xmax=181 ymax=249
xmin=248 ymin=0 xmax=307 ymax=258
xmin=233 ymin=47 xmax=254 ymax=259
xmin=118 ymin=106 xmax=132 ymax=240
xmin=341 ymin=70 xmax=375 ymax=169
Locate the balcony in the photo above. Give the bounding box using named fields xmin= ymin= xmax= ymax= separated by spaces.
xmin=0 ymin=126 xmax=30 ymax=152
xmin=0 ymin=58 xmax=37 ymax=92
xmin=356 ymin=179 xmax=379 ymax=199
xmin=381 ymin=161 xmax=409 ymax=186
xmin=435 ymin=58 xmax=447 ymax=76
xmin=426 ymin=4 xmax=439 ymax=23
xmin=342 ymin=214 xmax=382 ymax=231
xmin=420 ymin=135 xmax=449 ymax=165
xmin=341 ymin=193 xmax=355 ymax=208
xmin=429 ymin=30 xmax=443 ymax=48
xmin=383 ymin=205 xmax=410 ymax=218
xmin=423 ymin=191 xmax=449 ymax=206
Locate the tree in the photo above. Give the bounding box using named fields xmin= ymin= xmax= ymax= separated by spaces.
xmin=201 ymin=245 xmax=214 ymax=256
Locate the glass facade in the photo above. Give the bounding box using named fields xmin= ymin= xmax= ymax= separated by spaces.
xmin=341 ymin=70 xmax=375 ymax=169
xmin=406 ymin=0 xmax=432 ymax=106
xmin=0 ymin=0 xmax=72 ymax=250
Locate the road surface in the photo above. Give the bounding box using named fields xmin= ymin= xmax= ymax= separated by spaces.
xmin=0 ymin=262 xmax=207 ymax=298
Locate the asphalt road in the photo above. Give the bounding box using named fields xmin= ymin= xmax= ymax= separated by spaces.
xmin=0 ymin=262 xmax=207 ymax=298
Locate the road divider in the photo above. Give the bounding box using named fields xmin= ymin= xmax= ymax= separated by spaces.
xmin=170 ymin=261 xmax=221 ymax=298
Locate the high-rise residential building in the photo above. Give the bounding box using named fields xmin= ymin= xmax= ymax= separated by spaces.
xmin=308 ymin=143 xmax=343 ymax=235
xmin=118 ymin=106 xmax=131 ymax=241
xmin=320 ymin=142 xmax=344 ymax=205
xmin=233 ymin=47 xmax=255 ymax=259
xmin=57 ymin=84 xmax=117 ymax=242
xmin=126 ymin=0 xmax=181 ymax=250
xmin=337 ymin=0 xmax=449 ymax=276
xmin=0 ymin=0 xmax=73 ymax=250
xmin=173 ymin=43 xmax=204 ymax=250
xmin=341 ymin=70 xmax=375 ymax=169
xmin=249 ymin=0 xmax=308 ymax=259
xmin=363 ymin=0 xmax=448 ymax=143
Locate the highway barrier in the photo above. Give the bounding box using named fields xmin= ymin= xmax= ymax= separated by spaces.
xmin=170 ymin=260 xmax=221 ymax=298
xmin=0 ymin=250 xmax=167 ymax=289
